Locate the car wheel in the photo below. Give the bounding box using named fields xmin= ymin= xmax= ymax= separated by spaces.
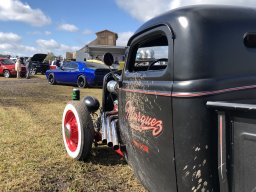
xmin=48 ymin=73 xmax=56 ymax=85
xmin=62 ymin=101 xmax=94 ymax=161
xmin=77 ymin=75 xmax=87 ymax=88
xmin=3 ymin=70 xmax=10 ymax=78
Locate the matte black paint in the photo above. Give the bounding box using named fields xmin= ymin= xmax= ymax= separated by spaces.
xmin=207 ymin=102 xmax=256 ymax=192
xmin=117 ymin=5 xmax=256 ymax=192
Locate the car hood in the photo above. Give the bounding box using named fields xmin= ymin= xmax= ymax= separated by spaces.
xmin=31 ymin=53 xmax=47 ymax=62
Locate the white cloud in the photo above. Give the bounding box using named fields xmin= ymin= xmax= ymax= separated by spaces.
xmin=116 ymin=32 xmax=133 ymax=46
xmin=0 ymin=43 xmax=14 ymax=50
xmin=0 ymin=31 xmax=37 ymax=56
xmin=0 ymin=32 xmax=21 ymax=43
xmin=58 ymin=23 xmax=79 ymax=32
xmin=0 ymin=0 xmax=51 ymax=26
xmin=29 ymin=31 xmax=52 ymax=36
xmin=0 ymin=43 xmax=37 ymax=56
xmin=44 ymin=31 xmax=51 ymax=35
xmin=59 ymin=44 xmax=80 ymax=52
xmin=36 ymin=38 xmax=80 ymax=55
xmin=0 ymin=39 xmax=79 ymax=57
xmin=0 ymin=36 xmax=80 ymax=57
xmin=36 ymin=39 xmax=59 ymax=49
xmin=115 ymin=0 xmax=170 ymax=22
xmin=115 ymin=0 xmax=256 ymax=22
xmin=29 ymin=31 xmax=41 ymax=35
xmin=82 ymin=29 xmax=93 ymax=35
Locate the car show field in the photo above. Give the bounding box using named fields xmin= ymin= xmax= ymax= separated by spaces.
xmin=0 ymin=76 xmax=145 ymax=191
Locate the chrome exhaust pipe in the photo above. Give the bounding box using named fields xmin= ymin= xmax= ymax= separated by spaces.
xmin=101 ymin=111 xmax=118 ymax=147
xmin=106 ymin=115 xmax=113 ymax=147
xmin=111 ymin=119 xmax=119 ymax=150
xmin=107 ymin=115 xmax=118 ymax=147
xmin=101 ymin=113 xmax=107 ymax=144
xmin=102 ymin=111 xmax=117 ymax=144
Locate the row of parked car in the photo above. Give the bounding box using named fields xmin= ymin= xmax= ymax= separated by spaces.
xmin=0 ymin=53 xmax=50 ymax=78
xmin=0 ymin=53 xmax=111 ymax=88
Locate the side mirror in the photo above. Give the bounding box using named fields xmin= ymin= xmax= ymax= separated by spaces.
xmin=103 ymin=52 xmax=114 ymax=67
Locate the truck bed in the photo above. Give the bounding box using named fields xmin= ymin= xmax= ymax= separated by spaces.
xmin=207 ymin=101 xmax=256 ymax=192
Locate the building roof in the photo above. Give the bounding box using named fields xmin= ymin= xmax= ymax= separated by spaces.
xmin=96 ymin=29 xmax=117 ymax=35
xmin=84 ymin=45 xmax=126 ymax=55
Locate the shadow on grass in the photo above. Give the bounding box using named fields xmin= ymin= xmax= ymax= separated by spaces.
xmin=89 ymin=146 xmax=127 ymax=166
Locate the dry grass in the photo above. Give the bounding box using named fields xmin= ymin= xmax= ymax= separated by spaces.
xmin=0 ymin=75 xmax=145 ymax=192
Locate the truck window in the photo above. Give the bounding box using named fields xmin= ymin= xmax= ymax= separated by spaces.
xmin=129 ymin=35 xmax=168 ymax=72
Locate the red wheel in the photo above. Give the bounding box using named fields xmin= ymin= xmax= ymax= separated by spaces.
xmin=62 ymin=101 xmax=94 ymax=160
xmin=63 ymin=110 xmax=79 ymax=152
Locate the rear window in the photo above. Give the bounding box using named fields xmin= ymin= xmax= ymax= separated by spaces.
xmin=1 ymin=59 xmax=15 ymax=65
xmin=86 ymin=62 xmax=108 ymax=69
xmin=129 ymin=34 xmax=169 ymax=72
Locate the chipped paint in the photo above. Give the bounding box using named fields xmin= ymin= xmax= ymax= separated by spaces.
xmin=185 ymin=171 xmax=190 ymax=177
xmin=196 ymin=170 xmax=201 ymax=179
xmin=195 ymin=147 xmax=201 ymax=152
xmin=183 ymin=165 xmax=188 ymax=170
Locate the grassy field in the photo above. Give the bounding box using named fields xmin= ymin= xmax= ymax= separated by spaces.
xmin=0 ymin=75 xmax=145 ymax=192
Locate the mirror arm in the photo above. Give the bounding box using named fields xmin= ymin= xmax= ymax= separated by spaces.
xmin=108 ymin=67 xmax=119 ymax=81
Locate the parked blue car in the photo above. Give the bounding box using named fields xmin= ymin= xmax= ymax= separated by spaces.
xmin=45 ymin=61 xmax=110 ymax=88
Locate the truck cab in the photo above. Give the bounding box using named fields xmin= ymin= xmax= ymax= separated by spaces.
xmin=62 ymin=5 xmax=256 ymax=192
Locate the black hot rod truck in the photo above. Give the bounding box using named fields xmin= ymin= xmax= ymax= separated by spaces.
xmin=61 ymin=5 xmax=256 ymax=192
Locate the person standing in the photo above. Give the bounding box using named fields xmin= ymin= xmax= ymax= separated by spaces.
xmin=51 ymin=58 xmax=56 ymax=66
xmin=25 ymin=58 xmax=32 ymax=79
xmin=55 ymin=58 xmax=61 ymax=68
xmin=15 ymin=58 xmax=21 ymax=78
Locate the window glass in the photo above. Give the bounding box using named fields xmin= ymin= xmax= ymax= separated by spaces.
xmin=70 ymin=63 xmax=78 ymax=69
xmin=1 ymin=59 xmax=15 ymax=65
xmin=62 ymin=62 xmax=71 ymax=69
xmin=130 ymin=34 xmax=168 ymax=72
xmin=86 ymin=62 xmax=109 ymax=69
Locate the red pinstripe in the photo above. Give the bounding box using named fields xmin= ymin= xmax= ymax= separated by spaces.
xmin=120 ymin=84 xmax=256 ymax=97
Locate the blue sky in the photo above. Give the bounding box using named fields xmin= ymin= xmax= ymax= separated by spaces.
xmin=0 ymin=0 xmax=256 ymax=57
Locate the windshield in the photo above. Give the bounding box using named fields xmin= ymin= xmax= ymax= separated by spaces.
xmin=1 ymin=59 xmax=15 ymax=64
xmin=86 ymin=62 xmax=108 ymax=69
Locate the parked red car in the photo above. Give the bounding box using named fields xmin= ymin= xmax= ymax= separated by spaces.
xmin=0 ymin=58 xmax=26 ymax=78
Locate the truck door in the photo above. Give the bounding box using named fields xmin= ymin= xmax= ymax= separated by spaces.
xmin=119 ymin=26 xmax=177 ymax=191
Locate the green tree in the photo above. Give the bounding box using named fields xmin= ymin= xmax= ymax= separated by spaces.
xmin=44 ymin=52 xmax=56 ymax=63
